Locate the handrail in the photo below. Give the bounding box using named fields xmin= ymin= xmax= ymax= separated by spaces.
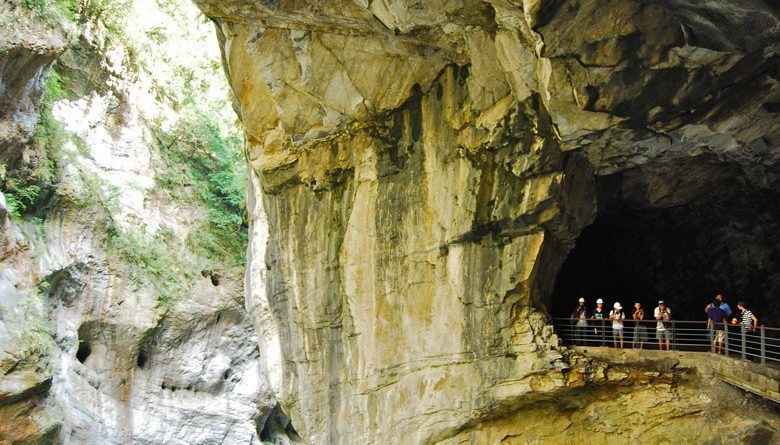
xmin=552 ymin=318 xmax=780 ymax=366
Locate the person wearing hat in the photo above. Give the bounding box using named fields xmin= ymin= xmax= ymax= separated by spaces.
xmin=571 ymin=298 xmax=589 ymax=345
xmin=654 ymin=300 xmax=672 ymax=351
xmin=592 ymin=299 xmax=606 ymax=344
xmin=609 ymin=302 xmax=625 ymax=348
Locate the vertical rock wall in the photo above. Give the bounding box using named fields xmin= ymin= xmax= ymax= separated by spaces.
xmin=0 ymin=1 xmax=276 ymax=443
xmin=197 ymin=1 xmax=779 ymax=443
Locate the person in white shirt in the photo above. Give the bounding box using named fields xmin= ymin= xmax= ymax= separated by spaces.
xmin=654 ymin=300 xmax=672 ymax=351
xmin=609 ymin=302 xmax=625 ymax=348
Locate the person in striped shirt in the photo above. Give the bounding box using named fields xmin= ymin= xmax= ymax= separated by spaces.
xmin=737 ymin=301 xmax=759 ymax=361
xmin=737 ymin=301 xmax=758 ymax=331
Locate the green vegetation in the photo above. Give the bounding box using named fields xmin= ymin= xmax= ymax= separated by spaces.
xmin=154 ymin=111 xmax=247 ymax=267
xmin=5 ymin=0 xmax=247 ymax=311
xmin=16 ymin=319 xmax=56 ymax=364
xmin=1 ymin=68 xmax=70 ymax=221
xmin=15 ymin=292 xmax=56 ymax=366
xmin=107 ymin=226 xmax=192 ymax=307
xmin=16 ymin=0 xmax=78 ymax=23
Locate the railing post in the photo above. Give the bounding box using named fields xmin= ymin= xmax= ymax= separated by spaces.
xmin=601 ymin=319 xmax=605 ymax=347
xmin=724 ymin=323 xmax=729 ymax=356
xmin=671 ymin=320 xmax=676 ymax=350
xmin=760 ymin=326 xmax=766 ymax=365
xmin=741 ymin=327 xmax=747 ymax=360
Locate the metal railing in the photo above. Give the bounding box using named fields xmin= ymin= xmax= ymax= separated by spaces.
xmin=552 ymin=318 xmax=780 ymax=365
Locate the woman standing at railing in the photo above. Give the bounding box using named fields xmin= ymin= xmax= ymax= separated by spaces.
xmin=610 ymin=302 xmax=625 ymax=348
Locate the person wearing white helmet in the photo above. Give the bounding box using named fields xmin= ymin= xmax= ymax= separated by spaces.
xmin=571 ymin=297 xmax=589 ymax=345
xmin=654 ymin=300 xmax=673 ymax=351
xmin=592 ymin=299 xmax=606 ymax=344
xmin=609 ymin=302 xmax=625 ymax=348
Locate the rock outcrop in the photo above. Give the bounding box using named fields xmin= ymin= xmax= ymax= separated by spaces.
xmin=195 ymin=1 xmax=779 ymax=443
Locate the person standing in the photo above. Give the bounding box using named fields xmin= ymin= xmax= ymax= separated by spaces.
xmin=654 ymin=300 xmax=672 ymax=351
xmin=705 ymin=294 xmax=732 ymax=318
xmin=737 ymin=301 xmax=759 ymax=360
xmin=571 ymin=298 xmax=589 ymax=345
xmin=593 ymin=299 xmax=606 ymax=345
xmin=707 ymin=301 xmax=726 ymax=354
xmin=632 ymin=301 xmax=646 ymax=349
xmin=609 ymin=302 xmax=625 ymax=348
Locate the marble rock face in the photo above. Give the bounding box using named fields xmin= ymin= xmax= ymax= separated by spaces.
xmin=0 ymin=2 xmax=276 ymax=443
xmin=196 ymin=1 xmax=779 ymax=444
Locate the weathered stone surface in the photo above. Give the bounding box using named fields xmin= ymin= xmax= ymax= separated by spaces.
xmin=0 ymin=1 xmax=274 ymax=443
xmin=0 ymin=0 xmax=72 ymax=167
xmin=196 ymin=1 xmax=780 ymax=444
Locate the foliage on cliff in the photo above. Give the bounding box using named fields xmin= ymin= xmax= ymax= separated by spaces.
xmin=153 ymin=110 xmax=247 ymax=267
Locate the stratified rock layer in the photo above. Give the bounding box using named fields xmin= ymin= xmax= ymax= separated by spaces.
xmin=197 ymin=1 xmax=779 ymax=444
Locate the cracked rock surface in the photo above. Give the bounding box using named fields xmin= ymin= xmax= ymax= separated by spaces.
xmin=196 ymin=1 xmax=779 ymax=443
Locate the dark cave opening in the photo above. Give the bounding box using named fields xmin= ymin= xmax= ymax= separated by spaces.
xmin=259 ymin=404 xmax=301 ymax=444
xmin=551 ymin=186 xmax=780 ymax=328
xmin=76 ymin=341 xmax=92 ymax=364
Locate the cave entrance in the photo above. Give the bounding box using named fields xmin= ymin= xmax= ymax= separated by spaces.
xmin=550 ymin=162 xmax=780 ymax=328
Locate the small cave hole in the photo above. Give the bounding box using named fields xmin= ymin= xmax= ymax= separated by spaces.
xmin=223 ymin=368 xmax=232 ymax=380
xmin=76 ymin=341 xmax=91 ymax=364
xmin=260 ymin=404 xmax=302 ymax=443
xmin=211 ymin=274 xmax=220 ymax=286
xmin=137 ymin=350 xmax=148 ymax=369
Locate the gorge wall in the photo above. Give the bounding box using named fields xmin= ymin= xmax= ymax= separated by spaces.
xmin=195 ymin=1 xmax=780 ymax=444
xmin=1 ymin=1 xmax=283 ymax=443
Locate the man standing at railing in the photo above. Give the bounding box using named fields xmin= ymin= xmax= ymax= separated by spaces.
xmin=571 ymin=298 xmax=589 ymax=345
xmin=632 ymin=301 xmax=647 ymax=349
xmin=707 ymin=300 xmax=727 ymax=354
xmin=705 ymin=293 xmax=732 ymax=319
xmin=655 ymin=301 xmax=672 ymax=351
xmin=593 ymin=299 xmax=606 ymax=343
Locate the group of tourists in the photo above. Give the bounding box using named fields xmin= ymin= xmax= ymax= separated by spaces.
xmin=705 ymin=294 xmax=759 ymax=354
xmin=570 ymin=294 xmax=760 ymax=353
xmin=570 ymin=298 xmax=672 ymax=349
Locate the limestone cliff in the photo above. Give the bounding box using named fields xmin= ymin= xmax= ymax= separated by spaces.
xmin=0 ymin=1 xmax=277 ymax=443
xmin=195 ymin=1 xmax=780 ymax=444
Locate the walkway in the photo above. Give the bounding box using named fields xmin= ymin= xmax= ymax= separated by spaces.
xmin=553 ymin=318 xmax=780 ymax=404
xmin=568 ymin=347 xmax=780 ymax=404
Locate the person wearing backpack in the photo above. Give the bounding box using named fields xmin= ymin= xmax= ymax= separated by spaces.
xmin=707 ymin=300 xmax=727 ymax=354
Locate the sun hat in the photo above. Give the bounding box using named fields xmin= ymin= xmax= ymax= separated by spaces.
xmin=658 ymin=300 xmax=665 ymax=304
xmin=596 ymin=298 xmax=603 ymax=304
xmin=614 ymin=302 xmax=622 ymax=309
xmin=578 ymin=298 xmax=585 ymax=303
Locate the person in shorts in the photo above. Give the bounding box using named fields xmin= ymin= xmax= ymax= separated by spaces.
xmin=654 ymin=300 xmax=672 ymax=351
xmin=571 ymin=298 xmax=589 ymax=345
xmin=609 ymin=302 xmax=625 ymax=348
xmin=707 ymin=300 xmax=726 ymax=354
xmin=632 ymin=301 xmax=647 ymax=349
